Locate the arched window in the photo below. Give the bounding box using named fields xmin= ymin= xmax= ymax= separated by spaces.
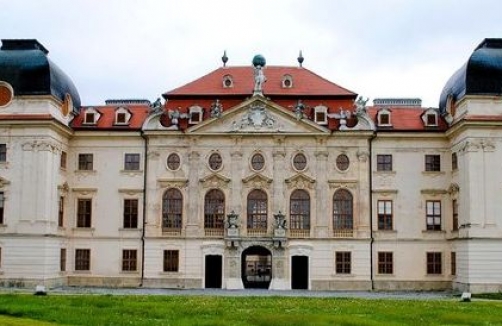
xmin=204 ymin=189 xmax=225 ymax=229
xmin=333 ymin=189 xmax=353 ymax=232
xmin=247 ymin=189 xmax=267 ymax=230
xmin=162 ymin=188 xmax=183 ymax=229
xmin=290 ymin=190 xmax=310 ymax=230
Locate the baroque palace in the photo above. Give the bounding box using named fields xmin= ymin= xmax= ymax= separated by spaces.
xmin=0 ymin=38 xmax=501 ymax=292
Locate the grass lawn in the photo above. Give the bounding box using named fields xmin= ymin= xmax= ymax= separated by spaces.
xmin=0 ymin=294 xmax=501 ymax=326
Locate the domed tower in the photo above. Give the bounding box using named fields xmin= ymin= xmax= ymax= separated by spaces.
xmin=443 ymin=38 xmax=502 ymax=293
xmin=0 ymin=39 xmax=80 ymax=288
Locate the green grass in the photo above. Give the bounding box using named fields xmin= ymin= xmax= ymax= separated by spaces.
xmin=0 ymin=294 xmax=501 ymax=325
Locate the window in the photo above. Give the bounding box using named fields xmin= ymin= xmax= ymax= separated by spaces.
xmin=314 ymin=105 xmax=328 ymax=125
xmin=0 ymin=247 xmax=2 ymax=268
xmin=335 ymin=252 xmax=351 ymax=274
xmin=377 ymin=154 xmax=392 ymax=171
xmin=124 ymin=153 xmax=140 ymax=171
xmin=60 ymin=248 xmax=66 ymax=272
xmin=333 ymin=189 xmax=353 ymax=231
xmin=84 ymin=112 xmax=95 ymax=124
xmin=377 ymin=200 xmax=393 ymax=230
xmin=208 ymin=153 xmax=222 ymax=171
xmin=451 ymin=252 xmax=456 ymax=276
xmin=188 ymin=106 xmax=203 ymax=124
xmin=78 ymin=153 xmax=93 ymax=171
xmin=222 ymin=75 xmax=233 ymax=88
xmin=293 ymin=153 xmax=307 ymax=171
xmin=163 ymin=250 xmax=179 ymax=272
xmin=427 ymin=252 xmax=442 ymax=275
xmin=116 ymin=112 xmax=127 ymax=124
xmin=75 ymin=249 xmax=90 ymax=271
xmin=282 ymin=74 xmax=293 ymax=88
xmin=379 ymin=113 xmax=390 ymax=125
xmin=425 ymin=155 xmax=440 ymax=172
xmin=77 ymin=199 xmax=92 ymax=228
xmin=251 ymin=153 xmax=265 ymax=171
xmin=0 ymin=144 xmax=6 ymax=163
xmin=167 ymin=153 xmax=181 ymax=170
xmin=452 ymin=152 xmax=458 ymax=171
xmin=426 ymin=200 xmax=441 ymax=231
xmin=378 ymin=252 xmax=393 ymax=274
xmin=290 ymin=189 xmax=310 ymax=230
xmin=162 ymin=188 xmax=183 ymax=229
xmin=336 ymin=154 xmax=350 ymax=171
xmin=58 ymin=196 xmax=64 ymax=227
xmin=247 ymin=189 xmax=267 ymax=230
xmin=123 ymin=199 xmax=138 ymax=229
xmin=0 ymin=191 xmax=5 ymax=224
xmin=452 ymin=200 xmax=458 ymax=231
xmin=426 ymin=113 xmax=437 ymax=126
xmin=122 ymin=249 xmax=137 ymax=272
xmin=60 ymin=151 xmax=67 ymax=169
xmin=204 ymin=189 xmax=225 ymax=229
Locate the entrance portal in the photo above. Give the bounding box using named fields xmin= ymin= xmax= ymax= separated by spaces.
xmin=291 ymin=255 xmax=309 ymax=289
xmin=205 ymin=255 xmax=222 ymax=288
xmin=241 ymin=246 xmax=272 ymax=289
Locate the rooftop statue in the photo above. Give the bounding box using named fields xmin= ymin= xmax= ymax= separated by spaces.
xmin=210 ymin=99 xmax=223 ymax=118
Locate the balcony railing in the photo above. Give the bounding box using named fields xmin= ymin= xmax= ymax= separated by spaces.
xmin=333 ymin=229 xmax=353 ymax=238
xmin=247 ymin=228 xmax=267 ymax=237
xmin=289 ymin=229 xmax=310 ymax=238
xmin=205 ymin=228 xmax=224 ymax=237
xmin=162 ymin=228 xmax=182 ymax=236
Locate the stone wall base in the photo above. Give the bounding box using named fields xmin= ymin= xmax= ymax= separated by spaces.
xmin=373 ymin=280 xmax=451 ymax=291
xmin=311 ymin=280 xmax=372 ymax=291
xmin=453 ymin=282 xmax=502 ymax=294
xmin=141 ymin=278 xmax=202 ymax=289
xmin=0 ymin=277 xmax=66 ymax=289
xmin=67 ymin=276 xmax=141 ymax=288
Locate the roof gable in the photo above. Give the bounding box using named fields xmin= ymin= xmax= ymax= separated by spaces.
xmin=186 ymin=96 xmax=330 ymax=134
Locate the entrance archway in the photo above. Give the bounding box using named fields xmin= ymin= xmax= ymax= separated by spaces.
xmin=241 ymin=246 xmax=272 ymax=289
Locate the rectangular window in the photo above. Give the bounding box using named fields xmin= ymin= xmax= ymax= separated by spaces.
xmin=60 ymin=248 xmax=66 ymax=272
xmin=335 ymin=251 xmax=351 ymax=274
xmin=78 ymin=153 xmax=93 ymax=171
xmin=0 ymin=144 xmax=6 ymax=162
xmin=376 ymin=154 xmax=392 ymax=171
xmin=425 ymin=154 xmax=441 ymax=171
xmin=452 ymin=152 xmax=458 ymax=171
xmin=122 ymin=249 xmax=137 ymax=272
xmin=377 ymin=200 xmax=393 ymax=230
xmin=75 ymin=249 xmax=90 ymax=271
xmin=116 ymin=112 xmax=127 ymax=124
xmin=58 ymin=196 xmax=64 ymax=227
xmin=124 ymin=153 xmax=140 ymax=171
xmin=60 ymin=151 xmax=67 ymax=169
xmin=163 ymin=250 xmax=179 ymax=272
xmin=452 ymin=200 xmax=458 ymax=231
xmin=451 ymin=252 xmax=456 ymax=276
xmin=123 ymin=199 xmax=138 ymax=229
xmin=378 ymin=252 xmax=393 ymax=274
xmin=84 ymin=112 xmax=95 ymax=124
xmin=426 ymin=113 xmax=437 ymax=126
xmin=0 ymin=191 xmax=4 ymax=224
xmin=77 ymin=199 xmax=92 ymax=228
xmin=427 ymin=252 xmax=442 ymax=275
xmin=426 ymin=200 xmax=441 ymax=231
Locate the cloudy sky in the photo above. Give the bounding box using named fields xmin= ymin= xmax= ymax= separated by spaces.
xmin=1 ymin=0 xmax=501 ymax=107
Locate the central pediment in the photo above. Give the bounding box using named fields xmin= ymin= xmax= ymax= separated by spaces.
xmin=186 ymin=97 xmax=329 ymax=134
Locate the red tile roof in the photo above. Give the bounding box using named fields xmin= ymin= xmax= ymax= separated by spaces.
xmin=72 ymin=105 xmax=150 ymax=130
xmin=164 ymin=66 xmax=356 ymax=97
xmin=368 ymin=107 xmax=448 ymax=131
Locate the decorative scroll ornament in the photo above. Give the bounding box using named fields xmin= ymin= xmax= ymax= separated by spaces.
xmin=232 ymin=103 xmax=276 ymax=130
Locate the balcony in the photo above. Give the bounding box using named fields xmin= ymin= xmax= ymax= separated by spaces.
xmin=333 ymin=229 xmax=353 ymax=238
xmin=205 ymin=228 xmax=224 ymax=238
xmin=247 ymin=228 xmax=267 ymax=237
xmin=289 ymin=229 xmax=310 ymax=238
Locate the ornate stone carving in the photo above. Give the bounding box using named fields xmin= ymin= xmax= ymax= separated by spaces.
xmin=328 ymin=180 xmax=358 ymax=190
xmin=448 ymin=183 xmax=460 ymax=195
xmin=22 ymin=140 xmax=59 ymax=153
xmin=242 ymin=173 xmax=273 ymax=189
xmin=58 ymin=182 xmax=69 ymax=193
xmin=285 ymin=173 xmax=315 ymax=189
xmin=0 ymin=177 xmax=11 ymax=188
xmin=357 ymin=151 xmax=369 ymax=162
xmin=232 ymin=103 xmax=276 ymax=131
xmin=199 ymin=173 xmax=231 ymax=189
xmin=157 ymin=178 xmax=188 ymax=188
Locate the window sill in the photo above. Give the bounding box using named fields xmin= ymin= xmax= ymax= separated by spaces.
xmin=119 ymin=228 xmax=141 ymax=232
xmin=72 ymin=227 xmax=95 ymax=233
xmin=373 ymin=170 xmax=396 ymax=175
xmin=422 ymin=171 xmax=446 ymax=176
xmin=74 ymin=170 xmax=97 ymax=175
xmin=73 ymin=270 xmax=92 ymax=274
xmin=332 ymin=273 xmax=354 ymax=278
xmin=422 ymin=230 xmax=445 ymax=234
xmin=120 ymin=270 xmax=140 ymax=275
xmin=120 ymin=170 xmax=143 ymax=176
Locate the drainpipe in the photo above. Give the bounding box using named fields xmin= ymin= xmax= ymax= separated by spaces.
xmin=369 ymin=133 xmax=376 ymax=290
xmin=139 ymin=130 xmax=148 ymax=287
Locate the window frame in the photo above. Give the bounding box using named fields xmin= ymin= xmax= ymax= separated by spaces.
xmin=335 ymin=251 xmax=351 ymax=274
xmin=78 ymin=153 xmax=94 ymax=171
xmin=333 ymin=189 xmax=353 ymax=231
xmin=75 ymin=249 xmax=91 ymax=271
xmin=123 ymin=199 xmax=138 ymax=229
xmin=122 ymin=249 xmax=138 ymax=272
xmin=0 ymin=144 xmax=6 ymax=162
xmin=426 ymin=200 xmax=441 ymax=231
xmin=425 ymin=154 xmax=441 ymax=172
xmin=0 ymin=191 xmax=5 ymax=225
xmin=163 ymin=250 xmax=179 ymax=272
xmin=77 ymin=198 xmax=92 ymax=228
xmin=124 ymin=153 xmax=141 ymax=171
xmin=426 ymin=252 xmax=442 ymax=275
xmin=204 ymin=189 xmax=225 ymax=230
xmin=208 ymin=153 xmax=223 ymax=171
xmin=251 ymin=153 xmax=265 ymax=171
xmin=290 ymin=189 xmax=310 ymax=230
xmin=60 ymin=248 xmax=66 ymax=272
xmin=247 ymin=189 xmax=268 ymax=230
xmin=58 ymin=196 xmax=64 ymax=227
xmin=451 ymin=152 xmax=458 ymax=171
xmin=377 ymin=200 xmax=393 ymax=231
xmin=292 ymin=153 xmax=307 ymax=171
xmin=60 ymin=151 xmax=67 ymax=169
xmin=162 ymin=188 xmax=183 ymax=230
xmin=376 ymin=154 xmax=392 ymax=171
xmin=166 ymin=153 xmax=181 ymax=171
xmin=377 ymin=252 xmax=393 ymax=274
xmin=336 ymin=154 xmax=350 ymax=171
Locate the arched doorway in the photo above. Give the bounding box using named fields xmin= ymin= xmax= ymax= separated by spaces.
xmin=241 ymin=246 xmax=272 ymax=289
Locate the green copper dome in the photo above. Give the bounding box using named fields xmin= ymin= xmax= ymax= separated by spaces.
xmin=252 ymin=54 xmax=266 ymax=67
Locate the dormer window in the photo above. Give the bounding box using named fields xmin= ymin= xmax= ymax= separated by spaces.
xmin=188 ymin=105 xmax=203 ymax=124
xmin=83 ymin=107 xmax=100 ymax=125
xmin=377 ymin=108 xmax=392 ymax=127
xmin=422 ymin=109 xmax=439 ymax=127
xmin=282 ymin=74 xmax=293 ymax=88
xmin=314 ymin=105 xmax=328 ymax=125
xmin=114 ymin=107 xmax=131 ymax=125
xmin=222 ymin=75 xmax=233 ymax=88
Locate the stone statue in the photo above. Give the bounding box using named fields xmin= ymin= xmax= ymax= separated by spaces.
xmin=150 ymin=97 xmax=163 ymax=113
xmin=293 ymin=100 xmax=307 ymax=120
xmin=354 ymin=96 xmax=369 ymax=115
xmin=210 ymin=99 xmax=223 ymax=118
xmin=168 ymin=108 xmax=181 ymax=125
xmin=274 ymin=211 xmax=286 ymax=229
xmin=227 ymin=211 xmax=239 ymax=228
xmin=253 ymin=65 xmax=266 ymax=95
